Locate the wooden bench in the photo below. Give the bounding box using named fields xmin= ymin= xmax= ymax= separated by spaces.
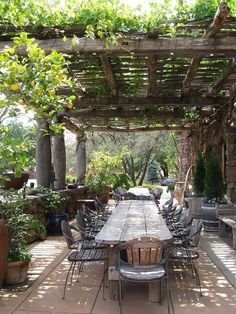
xmin=217 ymin=215 xmax=236 ymax=249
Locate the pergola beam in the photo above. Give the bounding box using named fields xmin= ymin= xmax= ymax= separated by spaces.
xmin=88 ymin=126 xmax=191 ymax=132
xmin=147 ymin=56 xmax=158 ymax=96
xmin=100 ymin=54 xmax=118 ymax=96
xmin=2 ymin=36 xmax=236 ymax=57
xmin=181 ymin=2 xmax=230 ymax=96
xmin=205 ymin=58 xmax=236 ymax=96
xmin=63 ymin=109 xmax=184 ymax=120
xmin=72 ymin=96 xmax=228 ymax=108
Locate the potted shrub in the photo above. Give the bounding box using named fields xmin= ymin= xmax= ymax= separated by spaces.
xmin=187 ymin=152 xmax=206 ymax=216
xmin=202 ymin=150 xmax=226 ymax=231
xmin=0 ymin=192 xmax=45 ymax=285
xmin=41 ymin=188 xmax=68 ymax=235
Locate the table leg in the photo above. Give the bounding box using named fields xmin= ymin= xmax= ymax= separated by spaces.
xmin=107 ymin=245 xmax=119 ymax=300
xmin=219 ymin=221 xmax=227 ymax=237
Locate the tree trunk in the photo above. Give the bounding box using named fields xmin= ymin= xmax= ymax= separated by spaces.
xmin=52 ymin=131 xmax=66 ymax=190
xmin=76 ymin=134 xmax=87 ymax=185
xmin=36 ymin=119 xmax=51 ymax=187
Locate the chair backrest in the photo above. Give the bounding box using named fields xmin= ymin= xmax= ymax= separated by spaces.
xmin=61 ymin=220 xmax=76 ymax=249
xmin=125 ymin=236 xmax=163 ymax=267
xmin=179 ymin=207 xmax=192 ymax=227
xmin=188 ymin=219 xmax=203 ymax=246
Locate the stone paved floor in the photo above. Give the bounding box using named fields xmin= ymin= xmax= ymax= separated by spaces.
xmin=1 ymin=192 xmax=236 ymax=314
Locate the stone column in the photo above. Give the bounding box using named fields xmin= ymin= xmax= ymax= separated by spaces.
xmin=226 ymin=128 xmax=236 ymax=202
xmin=76 ymin=133 xmax=87 ymax=185
xmin=52 ymin=131 xmax=66 ymax=190
xmin=36 ymin=119 xmax=51 ymax=187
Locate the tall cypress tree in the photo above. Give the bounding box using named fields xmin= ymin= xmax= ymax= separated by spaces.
xmin=193 ymin=152 xmax=205 ymax=195
xmin=204 ymin=150 xmax=225 ymax=202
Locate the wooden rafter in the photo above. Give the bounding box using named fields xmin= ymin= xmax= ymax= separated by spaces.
xmin=2 ymin=36 xmax=236 ymax=57
xmin=99 ymin=54 xmax=118 ymax=96
xmin=205 ymin=58 xmax=236 ymax=96
xmin=72 ymin=96 xmax=228 ymax=108
xmin=88 ymin=126 xmax=191 ymax=132
xmin=181 ymin=2 xmax=230 ymax=96
xmin=63 ymin=108 xmax=184 ymax=120
xmin=147 ymin=56 xmax=158 ymax=96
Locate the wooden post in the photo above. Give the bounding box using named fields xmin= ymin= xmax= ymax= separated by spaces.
xmin=36 ymin=119 xmax=51 ymax=187
xmin=52 ymin=131 xmax=66 ymax=190
xmin=226 ymin=128 xmax=236 ymax=202
xmin=76 ymin=133 xmax=87 ymax=185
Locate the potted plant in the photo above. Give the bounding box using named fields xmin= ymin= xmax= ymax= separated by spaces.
xmin=41 ymin=188 xmax=68 ymax=235
xmin=202 ymin=150 xmax=226 ymax=231
xmin=187 ymin=152 xmax=206 ymax=216
xmin=0 ymin=192 xmax=45 ymax=285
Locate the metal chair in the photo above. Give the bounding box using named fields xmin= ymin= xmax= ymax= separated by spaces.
xmin=115 ymin=236 xmax=174 ymax=314
xmin=61 ymin=220 xmax=82 ymax=250
xmin=170 ymin=219 xmax=203 ymax=296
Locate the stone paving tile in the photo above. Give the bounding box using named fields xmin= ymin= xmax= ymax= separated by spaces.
xmin=16 ymin=284 xmax=99 ymax=314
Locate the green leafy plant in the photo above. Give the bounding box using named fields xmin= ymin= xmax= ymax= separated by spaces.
xmin=193 ymin=152 xmax=205 ymax=196
xmin=39 ymin=187 xmax=67 ymax=214
xmin=0 ymin=191 xmax=45 ymax=261
xmin=204 ymin=150 xmax=226 ymax=203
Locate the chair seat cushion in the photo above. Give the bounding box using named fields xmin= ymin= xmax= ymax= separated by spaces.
xmin=119 ymin=261 xmax=165 ymax=281
xmin=170 ymin=248 xmax=199 ymax=260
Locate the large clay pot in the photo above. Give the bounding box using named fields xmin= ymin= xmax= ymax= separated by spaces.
xmin=101 ymin=186 xmax=110 ymax=204
xmin=0 ymin=220 xmax=8 ymax=288
xmin=2 ymin=172 xmax=29 ymax=190
xmin=4 ymin=260 xmax=30 ymax=285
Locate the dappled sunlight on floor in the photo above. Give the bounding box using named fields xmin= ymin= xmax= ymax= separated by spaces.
xmin=1 ymin=221 xmax=236 ymax=313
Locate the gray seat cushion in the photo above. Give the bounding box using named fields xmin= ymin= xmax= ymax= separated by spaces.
xmin=119 ymin=261 xmax=165 ymax=281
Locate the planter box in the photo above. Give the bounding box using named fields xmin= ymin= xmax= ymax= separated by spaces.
xmin=4 ymin=260 xmax=30 ymax=285
xmin=185 ymin=196 xmax=204 ymax=217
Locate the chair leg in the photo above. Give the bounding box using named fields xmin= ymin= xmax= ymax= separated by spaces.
xmin=62 ymin=261 xmax=75 ymax=299
xmin=70 ymin=259 xmax=78 ymax=285
xmin=191 ymin=260 xmax=203 ymax=297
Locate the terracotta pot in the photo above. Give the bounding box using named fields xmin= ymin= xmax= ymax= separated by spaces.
xmin=0 ymin=220 xmax=8 ymax=288
xmin=2 ymin=172 xmax=29 ymax=190
xmin=4 ymin=260 xmax=30 ymax=285
xmin=101 ymin=186 xmax=110 ymax=204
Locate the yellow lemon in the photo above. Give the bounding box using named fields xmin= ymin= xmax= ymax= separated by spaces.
xmin=18 ymin=99 xmax=24 ymax=105
xmin=35 ymin=86 xmax=43 ymax=95
xmin=49 ymin=90 xmax=56 ymax=96
xmin=31 ymin=80 xmax=35 ymax=86
xmin=44 ymin=56 xmax=50 ymax=62
xmin=67 ymin=102 xmax=74 ymax=109
xmin=10 ymin=83 xmax=20 ymax=91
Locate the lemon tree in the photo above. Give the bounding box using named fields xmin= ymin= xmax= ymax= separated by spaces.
xmin=0 ymin=33 xmax=75 ymax=132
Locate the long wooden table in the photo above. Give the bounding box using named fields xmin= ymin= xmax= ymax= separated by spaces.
xmin=95 ymin=200 xmax=172 ymax=301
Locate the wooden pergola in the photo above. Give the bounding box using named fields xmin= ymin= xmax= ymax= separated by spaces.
xmin=2 ymin=3 xmax=236 ymax=199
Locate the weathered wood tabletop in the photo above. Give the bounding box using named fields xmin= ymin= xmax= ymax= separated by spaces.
xmin=127 ymin=187 xmax=151 ymax=197
xmin=95 ymin=200 xmax=172 ymax=301
xmin=95 ymin=200 xmax=172 ymax=244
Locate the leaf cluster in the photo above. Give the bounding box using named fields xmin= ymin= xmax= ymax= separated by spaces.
xmin=0 ymin=191 xmax=45 ymax=261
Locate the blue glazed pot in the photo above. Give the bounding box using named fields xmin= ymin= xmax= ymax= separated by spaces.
xmin=47 ymin=213 xmax=68 ymax=235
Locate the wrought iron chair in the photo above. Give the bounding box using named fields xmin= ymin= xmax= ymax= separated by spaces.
xmin=170 ymin=219 xmax=203 ymax=296
xmin=61 ymin=220 xmax=107 ymax=299
xmin=115 ymin=236 xmax=174 ymax=314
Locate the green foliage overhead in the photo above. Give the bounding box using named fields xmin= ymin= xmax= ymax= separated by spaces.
xmin=193 ymin=152 xmax=205 ymax=195
xmin=204 ymin=150 xmax=225 ymax=202
xmin=1 ymin=0 xmax=236 ymax=40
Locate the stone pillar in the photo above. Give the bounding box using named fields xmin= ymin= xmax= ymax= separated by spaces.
xmin=52 ymin=131 xmax=66 ymax=190
xmin=76 ymin=133 xmax=87 ymax=185
xmin=226 ymin=128 xmax=236 ymax=202
xmin=36 ymin=119 xmax=51 ymax=187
